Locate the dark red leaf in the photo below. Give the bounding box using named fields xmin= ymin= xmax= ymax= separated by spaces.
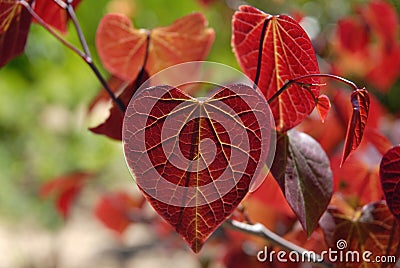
xmin=232 ymin=5 xmax=320 ymax=131
xmin=341 ymin=88 xmax=370 ymax=166
xmin=96 ymin=12 xmax=214 ymax=82
xmin=33 ymin=0 xmax=81 ymax=33
xmin=89 ymin=71 xmax=149 ymax=140
xmin=95 ymin=191 xmax=144 ymax=234
xmin=40 ymin=172 xmax=92 ymax=218
xmin=271 ymin=130 xmax=333 ymax=235
xmin=316 ymin=94 xmax=331 ymax=123
xmin=0 ymin=0 xmax=33 ymax=67
xmin=380 ymin=145 xmax=400 ymax=220
xmin=123 ymin=83 xmax=273 ymax=253
xmin=320 ymin=198 xmax=400 ymax=267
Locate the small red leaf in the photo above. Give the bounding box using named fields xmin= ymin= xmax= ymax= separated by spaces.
xmin=33 ymin=0 xmax=81 ymax=33
xmin=270 ymin=130 xmax=333 ymax=235
xmin=40 ymin=172 xmax=92 ymax=218
xmin=341 ymin=88 xmax=370 ymax=166
xmin=380 ymin=145 xmax=400 ymax=220
xmin=316 ymin=94 xmax=331 ymax=123
xmin=95 ymin=191 xmax=144 ymax=234
xmin=89 ymin=71 xmax=149 ymax=140
xmin=123 ymin=83 xmax=273 ymax=252
xmin=96 ymin=12 xmax=214 ymax=82
xmin=0 ymin=0 xmax=33 ymax=67
xmin=232 ymin=5 xmax=320 ymax=131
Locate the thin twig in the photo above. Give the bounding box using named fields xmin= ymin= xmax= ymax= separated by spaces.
xmin=63 ymin=0 xmax=125 ymax=112
xmin=268 ymin=73 xmax=359 ymax=105
xmin=65 ymin=0 xmax=91 ymax=58
xmin=253 ymin=17 xmax=271 ymax=89
xmin=19 ymin=0 xmax=85 ymax=58
xmin=224 ymin=219 xmax=334 ymax=268
xmin=20 ymin=0 xmax=125 ymax=113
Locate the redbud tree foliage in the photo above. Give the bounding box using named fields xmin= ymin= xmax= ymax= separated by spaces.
xmin=1 ymin=0 xmax=400 ymax=267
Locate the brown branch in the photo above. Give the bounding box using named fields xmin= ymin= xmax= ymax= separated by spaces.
xmin=224 ymin=219 xmax=334 ymax=268
xmin=19 ymin=0 xmax=125 ymax=113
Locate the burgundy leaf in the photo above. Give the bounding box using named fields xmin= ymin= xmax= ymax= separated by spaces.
xmin=0 ymin=0 xmax=33 ymax=67
xmin=341 ymin=88 xmax=370 ymax=166
xmin=271 ymin=129 xmax=333 ymax=235
xmin=380 ymin=145 xmax=400 ymax=220
xmin=320 ymin=199 xmax=400 ymax=267
xmin=123 ymin=83 xmax=273 ymax=252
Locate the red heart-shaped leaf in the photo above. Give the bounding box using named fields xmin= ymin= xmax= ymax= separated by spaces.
xmin=232 ymin=5 xmax=320 ymax=131
xmin=0 ymin=0 xmax=33 ymax=67
xmin=123 ymin=83 xmax=273 ymax=252
xmin=341 ymin=88 xmax=370 ymax=166
xmin=380 ymin=145 xmax=400 ymax=220
xmin=96 ymin=12 xmax=214 ymax=82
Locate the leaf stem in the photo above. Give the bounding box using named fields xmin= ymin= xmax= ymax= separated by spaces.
xmin=224 ymin=219 xmax=334 ymax=268
xmin=253 ymin=17 xmax=271 ymax=89
xmin=19 ymin=0 xmax=125 ymax=113
xmin=268 ymin=74 xmax=359 ymax=105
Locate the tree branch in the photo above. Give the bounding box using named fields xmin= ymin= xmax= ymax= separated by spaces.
xmin=19 ymin=0 xmax=125 ymax=113
xmin=267 ymin=73 xmax=360 ymax=105
xmin=224 ymin=219 xmax=334 ymax=268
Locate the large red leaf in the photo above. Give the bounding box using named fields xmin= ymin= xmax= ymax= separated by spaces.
xmin=0 ymin=0 xmax=33 ymax=67
xmin=232 ymin=5 xmax=320 ymax=131
xmin=40 ymin=172 xmax=92 ymax=218
xmin=320 ymin=198 xmax=400 ymax=267
xmin=341 ymin=88 xmax=370 ymax=166
xmin=123 ymin=83 xmax=273 ymax=252
xmin=33 ymin=0 xmax=82 ymax=33
xmin=96 ymin=12 xmax=214 ymax=82
xmin=270 ymin=130 xmax=332 ymax=235
xmin=380 ymin=145 xmax=400 ymax=221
